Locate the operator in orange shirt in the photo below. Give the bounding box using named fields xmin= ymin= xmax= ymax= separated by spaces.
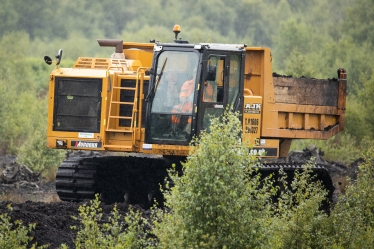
xmin=171 ymin=68 xmax=197 ymax=135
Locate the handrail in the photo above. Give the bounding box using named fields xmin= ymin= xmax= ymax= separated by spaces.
xmin=132 ymin=67 xmax=148 ymax=148
xmin=106 ymin=66 xmax=125 ymax=92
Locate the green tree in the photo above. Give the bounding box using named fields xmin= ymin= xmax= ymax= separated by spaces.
xmin=290 ymin=132 xmax=364 ymax=166
xmin=284 ymin=48 xmax=315 ymax=77
xmin=268 ymin=163 xmax=333 ymax=249
xmin=17 ymin=119 xmax=66 ymax=175
xmin=357 ymin=71 xmax=374 ymax=138
xmin=344 ymin=0 xmax=374 ymax=47
xmin=275 ymin=145 xmax=374 ymax=249
xmin=0 ymin=32 xmax=53 ymax=156
xmin=322 ymin=146 xmax=374 ymax=248
xmin=272 ymin=18 xmax=315 ymax=74
xmin=0 ymin=82 xmax=42 ymax=154
xmin=153 ymin=110 xmax=275 ymax=248
xmin=345 ymin=95 xmax=372 ymax=142
xmin=71 ymin=195 xmax=153 ymax=249
xmin=232 ymin=0 xmax=274 ymax=46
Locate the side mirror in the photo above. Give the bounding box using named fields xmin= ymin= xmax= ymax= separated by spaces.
xmin=44 ymin=49 xmax=63 ymax=66
xmin=56 ymin=49 xmax=63 ymax=65
xmin=205 ymin=65 xmax=216 ymax=81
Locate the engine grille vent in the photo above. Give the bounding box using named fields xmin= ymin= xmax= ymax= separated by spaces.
xmin=53 ymin=77 xmax=102 ymax=132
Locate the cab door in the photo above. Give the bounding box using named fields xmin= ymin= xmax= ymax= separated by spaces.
xmin=196 ymin=51 xmax=243 ymax=133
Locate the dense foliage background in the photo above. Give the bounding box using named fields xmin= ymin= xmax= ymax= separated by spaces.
xmin=1 ymin=0 xmax=373 ymax=173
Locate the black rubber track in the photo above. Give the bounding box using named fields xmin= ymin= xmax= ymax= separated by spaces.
xmin=259 ymin=162 xmax=334 ymax=196
xmin=258 ymin=162 xmax=334 ymax=210
xmin=55 ymin=157 xmax=98 ymax=201
xmin=55 ymin=155 xmax=183 ymax=208
xmin=56 ymin=156 xmax=334 ymax=209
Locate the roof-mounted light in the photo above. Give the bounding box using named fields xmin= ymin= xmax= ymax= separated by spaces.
xmin=173 ymin=24 xmax=181 ymax=33
xmin=173 ymin=24 xmax=181 ymax=40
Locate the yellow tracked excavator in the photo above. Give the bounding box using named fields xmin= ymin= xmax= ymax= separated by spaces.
xmin=44 ymin=25 xmax=346 ymax=206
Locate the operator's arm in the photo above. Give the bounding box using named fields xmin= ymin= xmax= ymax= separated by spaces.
xmin=179 ymin=80 xmax=192 ymax=104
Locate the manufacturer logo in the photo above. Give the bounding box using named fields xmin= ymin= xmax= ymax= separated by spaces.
xmin=71 ymin=141 xmax=102 ymax=148
xmin=244 ymin=103 xmax=261 ymax=114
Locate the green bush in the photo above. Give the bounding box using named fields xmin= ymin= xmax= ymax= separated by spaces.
xmin=290 ymin=131 xmax=363 ymax=165
xmin=70 ymin=194 xmax=154 ymax=249
xmin=0 ymin=204 xmax=47 ymax=249
xmin=324 ymin=147 xmax=374 ymax=248
xmin=0 ymin=32 xmax=50 ymax=155
xmin=17 ymin=120 xmax=65 ymax=174
xmin=268 ymin=146 xmax=374 ymax=249
xmin=268 ymin=161 xmax=332 ymax=249
xmin=152 ymin=110 xmax=276 ymax=249
xmin=0 ymin=82 xmax=38 ymax=155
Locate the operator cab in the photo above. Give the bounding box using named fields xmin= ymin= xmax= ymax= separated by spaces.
xmin=145 ymin=29 xmax=245 ymax=145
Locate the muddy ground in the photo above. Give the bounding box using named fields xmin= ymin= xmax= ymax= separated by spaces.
xmin=0 ymin=199 xmax=142 ymax=248
xmin=0 ymin=150 xmax=361 ymax=248
xmin=0 ymin=155 xmax=150 ymax=248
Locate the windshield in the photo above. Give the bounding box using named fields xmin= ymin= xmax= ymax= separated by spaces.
xmin=149 ymin=51 xmax=199 ymax=143
xmin=151 ymin=51 xmax=198 ymax=113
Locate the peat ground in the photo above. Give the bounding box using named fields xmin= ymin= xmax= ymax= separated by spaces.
xmin=0 ymin=150 xmax=361 ymax=248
